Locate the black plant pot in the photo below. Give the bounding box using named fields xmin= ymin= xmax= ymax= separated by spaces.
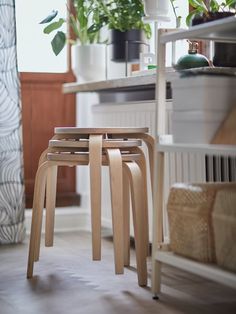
xmin=192 ymin=12 xmax=236 ymax=67
xmin=110 ymin=29 xmax=142 ymax=63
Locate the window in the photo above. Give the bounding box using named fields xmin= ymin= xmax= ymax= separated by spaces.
xmin=15 ymin=0 xmax=68 ymax=73
xmin=149 ymin=1 xmax=189 ymax=66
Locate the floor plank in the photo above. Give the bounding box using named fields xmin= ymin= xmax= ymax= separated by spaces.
xmin=0 ymin=230 xmax=235 ymax=314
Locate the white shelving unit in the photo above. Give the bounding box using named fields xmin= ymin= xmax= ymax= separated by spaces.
xmin=152 ymin=16 xmax=236 ymax=296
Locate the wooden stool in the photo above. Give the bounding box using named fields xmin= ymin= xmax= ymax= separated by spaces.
xmin=54 ymin=127 xmax=155 ymax=192
xmin=52 ymin=127 xmax=153 ymax=261
xmin=27 ymin=127 xmax=154 ymax=286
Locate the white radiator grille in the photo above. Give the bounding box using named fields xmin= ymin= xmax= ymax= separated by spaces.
xmin=92 ymin=100 xmax=158 ymax=136
xmin=205 ymin=155 xmax=236 ymax=182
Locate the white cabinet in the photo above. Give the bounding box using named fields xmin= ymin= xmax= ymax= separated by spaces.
xmin=151 ymin=16 xmax=236 ymax=297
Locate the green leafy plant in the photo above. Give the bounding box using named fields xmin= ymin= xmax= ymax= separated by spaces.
xmin=40 ymin=0 xmax=105 ymax=55
xmin=90 ymin=0 xmax=152 ymax=39
xmin=186 ymin=0 xmax=236 ymax=25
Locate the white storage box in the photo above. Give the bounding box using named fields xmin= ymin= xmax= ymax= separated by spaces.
xmin=172 ymin=110 xmax=228 ymax=143
xmin=171 ymin=75 xmax=236 ymax=143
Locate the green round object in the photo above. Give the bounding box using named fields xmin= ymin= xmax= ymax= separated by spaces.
xmin=176 ymin=52 xmax=210 ymax=70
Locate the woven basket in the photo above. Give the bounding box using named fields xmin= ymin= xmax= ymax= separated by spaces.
xmin=167 ymin=182 xmax=236 ymax=263
xmin=213 ymin=189 xmax=236 ymax=273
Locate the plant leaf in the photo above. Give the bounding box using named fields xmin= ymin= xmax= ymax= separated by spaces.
xmin=226 ymin=0 xmax=236 ymax=8
xmin=143 ymin=23 xmax=152 ymax=39
xmin=186 ymin=9 xmax=200 ymax=26
xmin=188 ymin=0 xmax=208 ymax=11
xmin=70 ymin=14 xmax=83 ymax=42
xmin=210 ymin=0 xmax=219 ymax=12
xmin=78 ymin=6 xmax=87 ymax=29
xmin=39 ymin=10 xmax=58 ymax=24
xmin=51 ymin=31 xmax=66 ymax=55
xmin=43 ymin=18 xmax=65 ymax=34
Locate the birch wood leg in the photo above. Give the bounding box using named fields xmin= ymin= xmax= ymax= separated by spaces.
xmin=27 ymin=161 xmax=49 ymax=278
xmin=45 ymin=165 xmax=58 ymax=247
xmin=38 ymin=149 xmax=48 ymax=165
xmin=151 ymin=151 xmax=165 ymax=296
xmin=29 ymin=149 xmax=48 ymax=261
xmin=109 ymin=133 xmax=154 ymax=192
xmin=106 ymin=148 xmax=124 ymax=274
xmin=123 ymin=162 xmax=147 ymax=287
xmin=123 ymin=166 xmax=130 ymax=267
xmin=89 ymin=134 xmax=103 ymax=261
xmin=140 ymin=133 xmax=155 ymax=195
xmin=33 ymin=200 xmax=45 ymax=262
xmin=134 ymin=147 xmax=149 ymax=257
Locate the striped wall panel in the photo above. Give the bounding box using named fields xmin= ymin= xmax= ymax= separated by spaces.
xmin=0 ymin=0 xmax=25 ymax=243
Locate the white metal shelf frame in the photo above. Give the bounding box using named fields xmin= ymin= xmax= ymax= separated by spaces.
xmin=159 ymin=15 xmax=236 ymax=43
xmin=152 ymin=16 xmax=236 ymax=296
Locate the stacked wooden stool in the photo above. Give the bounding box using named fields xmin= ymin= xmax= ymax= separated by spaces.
xmin=27 ymin=127 xmax=154 ymax=286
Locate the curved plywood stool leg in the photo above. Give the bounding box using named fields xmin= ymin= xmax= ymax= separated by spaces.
xmin=123 ymin=162 xmax=147 ymax=287
xmin=27 ymin=161 xmax=49 ymax=278
xmin=39 ymin=148 xmax=59 ymax=248
xmin=140 ymin=133 xmax=155 ymax=195
xmin=123 ymin=166 xmax=130 ymax=267
xmin=109 ymin=132 xmax=155 ymax=193
xmin=106 ymin=148 xmax=124 ymax=275
xmin=45 ymin=165 xmax=58 ymax=247
xmin=28 ymin=149 xmax=48 ymax=261
xmin=35 ymin=150 xmax=58 ymax=259
xmin=38 ymin=148 xmax=48 ymax=166
xmin=127 ymin=133 xmax=155 ymax=194
xmin=133 ymin=147 xmax=149 ymax=257
xmin=89 ymin=134 xmax=103 ymax=260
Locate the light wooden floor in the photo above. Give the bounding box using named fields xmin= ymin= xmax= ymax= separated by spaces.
xmin=0 ymin=230 xmax=235 ymax=314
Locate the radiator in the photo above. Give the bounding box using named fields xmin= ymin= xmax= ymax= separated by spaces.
xmin=91 ymin=100 xmax=236 ymax=239
xmin=205 ymin=155 xmax=236 ymax=182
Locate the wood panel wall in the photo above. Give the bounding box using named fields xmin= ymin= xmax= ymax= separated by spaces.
xmin=20 ymin=72 xmax=80 ymax=208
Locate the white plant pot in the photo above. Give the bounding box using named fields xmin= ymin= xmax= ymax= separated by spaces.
xmin=72 ymin=44 xmax=106 ymax=82
xmin=143 ymin=0 xmax=169 ymax=20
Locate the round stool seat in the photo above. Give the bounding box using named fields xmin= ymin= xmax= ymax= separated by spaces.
xmin=49 ymin=138 xmax=142 ymax=149
xmin=54 ymin=127 xmax=149 ymax=135
xmin=47 ymin=151 xmax=142 ymax=163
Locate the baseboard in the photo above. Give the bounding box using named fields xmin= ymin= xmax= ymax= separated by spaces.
xmin=25 ymin=207 xmax=91 ymax=235
xmin=25 ymin=207 xmax=138 ymax=243
xmin=25 ymin=193 xmax=81 ymax=209
xmin=101 ymin=217 xmax=112 ymax=230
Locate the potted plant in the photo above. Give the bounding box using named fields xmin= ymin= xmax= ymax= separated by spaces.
xmin=186 ymin=0 xmax=236 ymax=67
xmin=40 ymin=0 xmax=107 ymax=82
xmin=186 ymin=0 xmax=236 ymax=25
xmin=91 ymin=0 xmax=152 ymax=62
